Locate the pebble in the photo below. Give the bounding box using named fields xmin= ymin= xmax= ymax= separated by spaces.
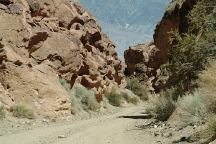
xmin=154 ymin=132 xmax=160 ymax=137
xmin=163 ymin=132 xmax=173 ymax=138
xmin=42 ymin=119 xmax=50 ymax=123
xmin=58 ymin=135 xmax=67 ymax=138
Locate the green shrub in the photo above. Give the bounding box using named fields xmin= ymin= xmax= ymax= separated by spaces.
xmin=126 ymin=78 xmax=148 ymax=101
xmin=60 ymin=78 xmax=100 ymax=113
xmin=73 ymin=84 xmax=100 ymax=112
xmin=105 ymin=88 xmax=124 ymax=107
xmin=0 ymin=106 xmax=5 ymax=119
xmin=10 ymin=105 xmax=35 ymax=119
xmin=60 ymin=78 xmax=81 ymax=114
xmin=146 ymin=92 xmax=176 ymax=121
xmin=207 ymin=115 xmax=216 ymax=135
xmin=162 ymin=0 xmax=216 ymax=92
xmin=177 ymin=91 xmax=208 ymax=124
xmin=121 ymin=89 xmax=140 ymax=105
xmin=59 ymin=78 xmax=71 ymax=92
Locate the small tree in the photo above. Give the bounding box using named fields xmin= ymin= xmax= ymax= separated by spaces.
xmin=162 ymin=0 xmax=216 ymax=91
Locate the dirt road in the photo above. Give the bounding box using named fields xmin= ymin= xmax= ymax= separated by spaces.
xmin=0 ymin=106 xmax=161 ymax=144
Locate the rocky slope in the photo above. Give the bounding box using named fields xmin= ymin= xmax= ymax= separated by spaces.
xmin=124 ymin=0 xmax=197 ymax=91
xmin=0 ymin=0 xmax=125 ymax=118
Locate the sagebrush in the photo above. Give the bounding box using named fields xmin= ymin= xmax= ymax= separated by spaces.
xmin=10 ymin=105 xmax=35 ymax=119
xmin=60 ymin=78 xmax=100 ymax=113
xmin=177 ymin=91 xmax=208 ymax=125
xmin=126 ymin=78 xmax=148 ymax=101
xmin=105 ymin=88 xmax=124 ymax=107
xmin=146 ymin=90 xmax=176 ymax=121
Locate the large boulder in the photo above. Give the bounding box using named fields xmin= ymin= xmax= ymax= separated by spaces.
xmin=0 ymin=0 xmax=125 ymax=118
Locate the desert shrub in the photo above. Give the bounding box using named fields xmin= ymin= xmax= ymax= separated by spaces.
xmin=146 ymin=91 xmax=176 ymax=121
xmin=73 ymin=84 xmax=100 ymax=112
xmin=207 ymin=115 xmax=216 ymax=135
xmin=121 ymin=89 xmax=140 ymax=105
xmin=60 ymin=78 xmax=100 ymax=113
xmin=59 ymin=78 xmax=71 ymax=92
xmin=162 ymin=87 xmax=180 ymax=101
xmin=10 ymin=105 xmax=35 ymax=119
xmin=105 ymin=88 xmax=124 ymax=107
xmin=60 ymin=78 xmax=81 ymax=114
xmin=198 ymin=61 xmax=216 ymax=114
xmin=0 ymin=106 xmax=5 ymax=119
xmin=126 ymin=78 xmax=148 ymax=101
xmin=177 ymin=91 xmax=208 ymax=125
xmin=105 ymin=88 xmax=140 ymax=106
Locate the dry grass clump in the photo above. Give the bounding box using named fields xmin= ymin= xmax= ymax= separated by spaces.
xmin=177 ymin=91 xmax=208 ymax=125
xmin=105 ymin=88 xmax=140 ymax=107
xmin=10 ymin=105 xmax=35 ymax=119
xmin=0 ymin=106 xmax=5 ymax=119
xmin=105 ymin=88 xmax=124 ymax=107
xmin=198 ymin=61 xmax=216 ymax=113
xmin=121 ymin=89 xmax=140 ymax=105
xmin=73 ymin=84 xmax=100 ymax=112
xmin=126 ymin=78 xmax=149 ymax=101
xmin=60 ymin=78 xmax=100 ymax=113
xmin=146 ymin=90 xmax=176 ymax=121
xmin=207 ymin=115 xmax=216 ymax=135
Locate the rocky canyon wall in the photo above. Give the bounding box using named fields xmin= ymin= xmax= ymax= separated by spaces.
xmin=124 ymin=0 xmax=197 ymax=91
xmin=0 ymin=0 xmax=125 ymax=118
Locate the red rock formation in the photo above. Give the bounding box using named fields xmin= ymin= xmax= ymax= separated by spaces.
xmin=124 ymin=0 xmax=197 ymax=91
xmin=0 ymin=0 xmax=125 ymax=118
xmin=124 ymin=44 xmax=161 ymax=91
xmin=153 ymin=0 xmax=197 ymax=64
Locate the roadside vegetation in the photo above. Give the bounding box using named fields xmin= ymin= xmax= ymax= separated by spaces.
xmin=126 ymin=78 xmax=149 ymax=101
xmin=60 ymin=78 xmax=100 ymax=114
xmin=105 ymin=88 xmax=140 ymax=107
xmin=10 ymin=105 xmax=35 ymax=119
xmin=0 ymin=106 xmax=5 ymax=119
xmin=146 ymin=0 xmax=216 ymax=142
xmin=146 ymin=90 xmax=176 ymax=121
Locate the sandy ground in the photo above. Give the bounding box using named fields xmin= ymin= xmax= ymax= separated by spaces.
xmin=0 ymin=105 xmax=165 ymax=144
xmin=0 ymin=105 xmax=207 ymax=144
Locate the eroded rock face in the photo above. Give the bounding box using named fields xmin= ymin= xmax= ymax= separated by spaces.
xmin=124 ymin=44 xmax=161 ymax=91
xmin=124 ymin=0 xmax=197 ymax=92
xmin=153 ymin=0 xmax=197 ymax=64
xmin=0 ymin=0 xmax=125 ymax=118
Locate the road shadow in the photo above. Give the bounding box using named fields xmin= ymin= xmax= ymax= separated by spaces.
xmin=118 ymin=114 xmax=152 ymax=119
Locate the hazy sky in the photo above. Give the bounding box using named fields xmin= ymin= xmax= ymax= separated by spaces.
xmin=80 ymin=0 xmax=171 ymax=59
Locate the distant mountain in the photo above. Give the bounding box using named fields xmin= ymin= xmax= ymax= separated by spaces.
xmin=80 ymin=0 xmax=171 ymax=59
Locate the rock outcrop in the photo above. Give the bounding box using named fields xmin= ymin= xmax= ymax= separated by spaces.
xmin=124 ymin=0 xmax=197 ymax=91
xmin=0 ymin=0 xmax=125 ymax=118
xmin=153 ymin=0 xmax=197 ymax=64
xmin=124 ymin=43 xmax=162 ymax=91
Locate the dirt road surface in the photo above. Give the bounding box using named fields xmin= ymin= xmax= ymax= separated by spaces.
xmin=0 ymin=106 xmax=163 ymax=144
